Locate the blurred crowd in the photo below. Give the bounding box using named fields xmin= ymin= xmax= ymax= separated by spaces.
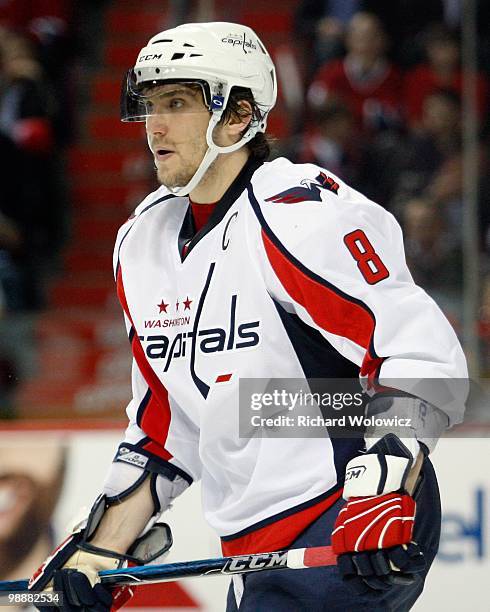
xmin=0 ymin=0 xmax=107 ymax=411
xmin=292 ymin=2 xmax=490 ymax=373
xmin=0 ymin=2 xmax=76 ymax=315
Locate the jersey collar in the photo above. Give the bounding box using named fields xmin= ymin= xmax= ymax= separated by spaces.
xmin=178 ymin=155 xmax=264 ymax=261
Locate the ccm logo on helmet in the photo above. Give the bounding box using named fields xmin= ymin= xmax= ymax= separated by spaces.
xmin=138 ymin=53 xmax=163 ymax=62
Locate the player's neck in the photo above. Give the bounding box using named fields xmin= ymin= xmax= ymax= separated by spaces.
xmin=190 ymin=147 xmax=250 ymax=204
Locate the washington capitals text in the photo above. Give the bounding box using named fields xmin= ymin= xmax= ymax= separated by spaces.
xmin=139 ymin=294 xmax=260 ymax=373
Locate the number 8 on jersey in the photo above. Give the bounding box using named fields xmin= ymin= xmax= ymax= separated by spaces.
xmin=344 ymin=229 xmax=390 ymax=285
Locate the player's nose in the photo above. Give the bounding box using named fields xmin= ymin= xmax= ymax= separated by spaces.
xmin=146 ymin=113 xmax=169 ymax=136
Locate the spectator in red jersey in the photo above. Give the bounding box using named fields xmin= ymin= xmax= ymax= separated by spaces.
xmin=404 ymin=25 xmax=489 ymax=129
xmin=307 ymin=12 xmax=403 ymax=135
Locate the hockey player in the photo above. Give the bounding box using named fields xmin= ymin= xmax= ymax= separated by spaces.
xmin=30 ymin=22 xmax=467 ymax=611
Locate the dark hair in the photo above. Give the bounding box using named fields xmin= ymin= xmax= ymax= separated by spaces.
xmin=219 ymin=86 xmax=272 ymax=161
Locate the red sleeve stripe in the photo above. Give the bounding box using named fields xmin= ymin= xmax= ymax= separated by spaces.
xmin=261 ymin=230 xmax=376 ymax=351
xmin=116 ymin=265 xmax=172 ymax=454
xmin=360 ymin=354 xmax=385 ymax=380
xmin=142 ymin=439 xmax=173 ymax=462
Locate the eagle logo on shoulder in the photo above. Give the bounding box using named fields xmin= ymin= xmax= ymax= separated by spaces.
xmin=265 ymin=171 xmax=339 ymax=204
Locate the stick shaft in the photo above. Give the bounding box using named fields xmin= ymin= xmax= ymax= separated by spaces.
xmin=0 ymin=546 xmax=336 ymax=591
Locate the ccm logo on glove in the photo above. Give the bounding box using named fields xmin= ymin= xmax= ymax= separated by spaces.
xmin=345 ymin=464 xmax=367 ymax=481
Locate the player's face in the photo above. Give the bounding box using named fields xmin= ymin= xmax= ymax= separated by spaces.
xmin=145 ymin=84 xmax=211 ymax=188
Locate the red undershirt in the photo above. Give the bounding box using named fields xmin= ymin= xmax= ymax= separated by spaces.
xmin=189 ymin=199 xmax=217 ymax=232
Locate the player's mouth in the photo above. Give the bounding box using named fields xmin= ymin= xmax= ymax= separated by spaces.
xmin=155 ymin=148 xmax=175 ymax=161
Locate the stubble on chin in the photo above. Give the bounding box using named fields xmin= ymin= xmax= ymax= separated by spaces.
xmin=156 ymin=159 xmax=198 ymax=189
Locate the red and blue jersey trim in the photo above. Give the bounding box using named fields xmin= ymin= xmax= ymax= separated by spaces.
xmin=221 ymin=486 xmax=343 ymax=556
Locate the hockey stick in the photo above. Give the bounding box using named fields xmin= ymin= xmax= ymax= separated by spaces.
xmin=0 ymin=545 xmax=336 ymax=591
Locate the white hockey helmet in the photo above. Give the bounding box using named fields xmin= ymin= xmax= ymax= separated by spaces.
xmin=121 ymin=22 xmax=277 ymax=195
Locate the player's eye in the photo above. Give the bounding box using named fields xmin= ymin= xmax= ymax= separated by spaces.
xmin=142 ymin=94 xmax=190 ymax=115
xmin=168 ymin=97 xmax=186 ymax=110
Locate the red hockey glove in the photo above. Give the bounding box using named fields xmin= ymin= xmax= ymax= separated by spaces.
xmin=331 ymin=434 xmax=426 ymax=594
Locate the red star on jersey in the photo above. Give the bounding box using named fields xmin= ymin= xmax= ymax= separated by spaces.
xmin=183 ymin=296 xmax=193 ymax=310
xmin=158 ymin=300 xmax=168 ymax=314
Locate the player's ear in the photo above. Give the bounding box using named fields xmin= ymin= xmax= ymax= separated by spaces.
xmin=225 ymin=100 xmax=253 ymax=140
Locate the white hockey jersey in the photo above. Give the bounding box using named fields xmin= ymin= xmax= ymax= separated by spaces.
xmin=112 ymin=157 xmax=467 ymax=555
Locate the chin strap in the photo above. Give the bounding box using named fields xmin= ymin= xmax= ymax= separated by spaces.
xmin=167 ymin=111 xmax=260 ymax=197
